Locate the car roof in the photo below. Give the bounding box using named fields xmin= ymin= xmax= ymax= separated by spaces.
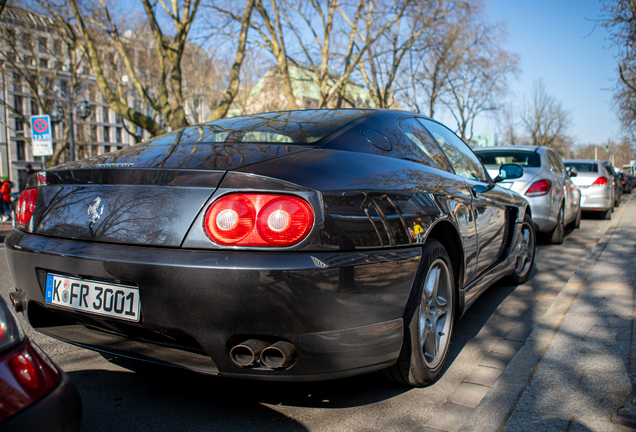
xmin=563 ymin=159 xmax=598 ymax=163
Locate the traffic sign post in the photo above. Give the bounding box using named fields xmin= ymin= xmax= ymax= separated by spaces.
xmin=30 ymin=115 xmax=54 ymax=157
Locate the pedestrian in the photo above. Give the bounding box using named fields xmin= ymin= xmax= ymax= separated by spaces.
xmin=19 ymin=163 xmax=36 ymax=193
xmin=0 ymin=176 xmax=12 ymax=222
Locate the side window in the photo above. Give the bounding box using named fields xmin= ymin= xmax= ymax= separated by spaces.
xmin=418 ymin=118 xmax=490 ymax=182
xmin=396 ymin=118 xmax=453 ymax=172
xmin=547 ymin=152 xmax=563 ymax=173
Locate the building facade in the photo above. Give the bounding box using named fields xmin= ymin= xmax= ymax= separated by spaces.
xmin=0 ymin=7 xmax=141 ymax=190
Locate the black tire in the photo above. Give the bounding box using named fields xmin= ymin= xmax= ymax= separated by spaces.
xmin=548 ymin=204 xmax=565 ymax=245
xmin=384 ymin=239 xmax=455 ymax=387
xmin=507 ymin=213 xmax=535 ymax=285
xmin=567 ymin=204 xmax=581 ymax=229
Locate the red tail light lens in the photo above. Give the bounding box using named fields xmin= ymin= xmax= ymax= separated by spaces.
xmin=525 ymin=179 xmax=552 ymax=197
xmin=15 ymin=188 xmax=38 ymax=228
xmin=11 ymin=353 xmax=39 ymax=389
xmin=591 ymin=177 xmax=608 ymax=186
xmin=204 ymin=194 xmax=314 ymax=246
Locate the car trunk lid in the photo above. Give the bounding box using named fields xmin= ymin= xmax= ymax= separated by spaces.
xmin=486 ymin=166 xmax=542 ymax=195
xmin=30 ymin=143 xmax=311 ymax=247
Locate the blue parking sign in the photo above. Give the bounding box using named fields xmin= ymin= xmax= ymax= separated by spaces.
xmin=30 ymin=115 xmax=53 ymax=156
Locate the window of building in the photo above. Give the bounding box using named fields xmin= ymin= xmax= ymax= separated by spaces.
xmin=102 ymin=107 xmax=109 ymax=123
xmin=38 ymin=37 xmax=47 ymax=53
xmin=39 ymin=58 xmax=48 ymax=69
xmin=103 ymin=126 xmax=110 ymax=143
xmin=30 ymin=99 xmax=38 ymax=115
xmin=12 ymin=72 xmax=20 ymax=92
xmin=16 ymin=140 xmax=25 ymax=160
xmin=116 ymin=127 xmax=122 ymax=143
xmin=53 ymin=39 xmax=62 ymax=55
xmin=91 ymin=125 xmax=98 ymax=142
xmin=60 ymin=80 xmax=68 ymax=95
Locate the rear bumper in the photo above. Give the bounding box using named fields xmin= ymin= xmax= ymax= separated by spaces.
xmin=5 ymin=231 xmax=420 ymax=381
xmin=580 ymin=188 xmax=611 ymax=211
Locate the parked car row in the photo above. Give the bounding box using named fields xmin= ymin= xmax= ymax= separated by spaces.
xmin=0 ymin=108 xmax=623 ymax=430
xmin=474 ymin=146 xmax=582 ymax=244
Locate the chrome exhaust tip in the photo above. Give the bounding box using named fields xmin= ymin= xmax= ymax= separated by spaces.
xmin=260 ymin=341 xmax=296 ymax=369
xmin=229 ymin=339 xmax=269 ymax=367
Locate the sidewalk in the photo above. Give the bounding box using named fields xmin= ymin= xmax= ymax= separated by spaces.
xmin=461 ymin=195 xmax=636 ymax=431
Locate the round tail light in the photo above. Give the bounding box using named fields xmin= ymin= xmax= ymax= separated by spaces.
xmin=204 ymin=194 xmax=314 ymax=247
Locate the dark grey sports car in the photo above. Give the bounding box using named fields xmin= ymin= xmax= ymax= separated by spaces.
xmin=6 ymin=109 xmax=535 ymax=387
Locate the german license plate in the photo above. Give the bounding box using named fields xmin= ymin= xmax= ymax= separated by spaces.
xmin=45 ymin=274 xmax=141 ymax=322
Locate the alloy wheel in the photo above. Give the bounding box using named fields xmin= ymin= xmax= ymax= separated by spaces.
xmin=515 ymin=222 xmax=534 ymax=278
xmin=419 ymin=258 xmax=453 ymax=369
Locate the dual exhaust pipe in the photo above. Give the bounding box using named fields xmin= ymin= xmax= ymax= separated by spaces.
xmin=230 ymin=339 xmax=296 ymax=369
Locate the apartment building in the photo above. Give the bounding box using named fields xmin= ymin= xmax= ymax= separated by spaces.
xmin=0 ymin=7 xmax=141 ymax=186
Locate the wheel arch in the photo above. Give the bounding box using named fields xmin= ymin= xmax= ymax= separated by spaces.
xmin=423 ymin=219 xmax=465 ymax=318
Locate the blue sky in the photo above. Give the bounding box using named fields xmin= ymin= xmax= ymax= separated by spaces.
xmin=474 ymin=0 xmax=621 ymax=145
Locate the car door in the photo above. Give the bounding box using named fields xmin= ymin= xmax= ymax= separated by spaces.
xmin=546 ymin=150 xmax=572 ymax=223
xmin=417 ymin=118 xmax=511 ymax=281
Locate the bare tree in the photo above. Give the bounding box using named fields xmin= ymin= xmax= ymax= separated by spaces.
xmin=401 ymin=0 xmax=474 ymax=117
xmin=357 ymin=0 xmax=450 ymax=109
xmin=443 ymin=19 xmax=518 ymax=141
xmin=497 ymin=104 xmax=520 ymax=146
xmin=601 ymin=0 xmax=636 ymax=136
xmin=207 ymin=0 xmax=257 ymax=120
xmin=520 ymin=79 xmax=572 ymax=153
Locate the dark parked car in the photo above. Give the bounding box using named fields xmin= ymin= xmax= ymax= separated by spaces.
xmin=0 ymin=296 xmax=81 ymax=431
xmin=6 ymin=109 xmax=535 ymax=387
xmin=619 ymin=172 xmax=632 ymax=194
xmin=602 ymin=162 xmax=623 ymax=206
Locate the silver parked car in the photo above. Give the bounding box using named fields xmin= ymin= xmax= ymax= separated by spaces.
xmin=475 ymin=146 xmax=581 ymax=244
xmin=563 ymin=159 xmax=615 ymax=219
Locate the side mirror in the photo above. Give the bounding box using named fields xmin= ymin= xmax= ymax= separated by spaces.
xmin=494 ymin=163 xmax=524 ymax=182
xmin=567 ymin=166 xmax=578 ymax=177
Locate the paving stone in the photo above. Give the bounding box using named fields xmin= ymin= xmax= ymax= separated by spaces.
xmin=502 ymin=411 xmax=570 ymax=432
xmin=464 ymin=366 xmax=503 ymax=387
xmin=580 ymin=371 xmax=632 ymax=396
xmin=569 ymin=418 xmax=630 ymax=432
xmin=561 ymin=315 xmax=629 ymax=329
xmin=424 ymin=402 xmax=474 ymax=432
xmin=479 ymin=351 xmax=516 ymax=370
xmin=504 ymin=327 xmax=533 ymax=342
xmin=447 ymin=382 xmax=490 ymax=408
xmin=514 ymin=383 xmax=621 ymax=418
xmin=490 ymin=340 xmax=524 ymax=355
xmin=537 ymin=351 xmax=627 ymax=374
xmin=545 ymin=335 xmax=630 ymax=357
xmin=568 ymin=296 xmax=634 ymax=317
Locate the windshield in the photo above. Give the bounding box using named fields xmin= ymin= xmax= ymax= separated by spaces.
xmin=475 ymin=150 xmax=541 ymax=168
xmin=564 ymin=162 xmax=598 ymax=173
xmin=140 ymin=110 xmax=369 ymax=147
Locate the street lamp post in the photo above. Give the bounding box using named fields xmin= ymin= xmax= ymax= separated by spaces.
xmin=50 ymin=90 xmax=91 ymax=162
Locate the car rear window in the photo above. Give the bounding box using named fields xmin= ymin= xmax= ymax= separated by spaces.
xmin=140 ymin=110 xmax=369 ymax=147
xmin=474 ymin=150 xmax=541 ymax=167
xmin=564 ymin=162 xmax=598 ymax=173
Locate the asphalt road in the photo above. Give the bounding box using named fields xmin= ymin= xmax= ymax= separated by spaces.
xmin=0 ymin=203 xmax=620 ymax=432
